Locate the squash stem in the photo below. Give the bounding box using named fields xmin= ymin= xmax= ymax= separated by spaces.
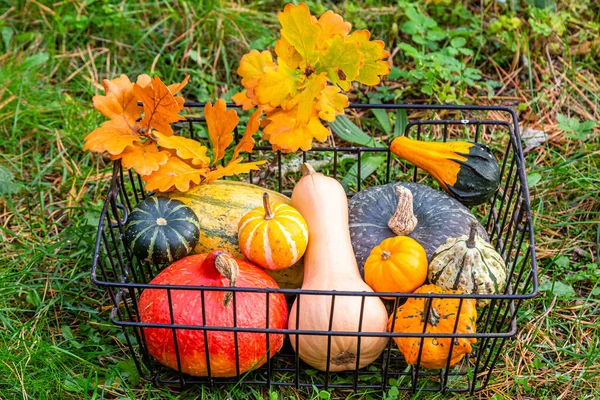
xmin=388 ymin=186 xmax=418 ymax=236
xmin=214 ymin=253 xmax=240 ymax=307
xmin=263 ymin=192 xmax=274 ymax=220
xmin=381 ymin=250 xmax=392 ymax=260
xmin=422 ymin=298 xmax=441 ymax=327
xmin=467 ymin=221 xmax=478 ymax=249
xmin=301 ymin=162 xmax=316 ymax=176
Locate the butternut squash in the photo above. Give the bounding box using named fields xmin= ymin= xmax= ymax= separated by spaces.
xmin=288 ymin=163 xmax=389 ymax=371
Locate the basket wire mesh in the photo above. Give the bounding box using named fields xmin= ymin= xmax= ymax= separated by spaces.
xmin=91 ymin=103 xmax=537 ymax=393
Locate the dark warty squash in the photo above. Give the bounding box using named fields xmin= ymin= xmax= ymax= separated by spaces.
xmin=348 ymin=182 xmax=489 ymax=273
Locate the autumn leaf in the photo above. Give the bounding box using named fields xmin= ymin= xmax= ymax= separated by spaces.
xmin=317 ymin=10 xmax=352 ymax=41
xmin=316 ymin=36 xmax=363 ymax=90
xmin=275 ymin=37 xmax=302 ymax=69
xmin=232 ymin=109 xmax=261 ymax=160
xmin=204 ymin=99 xmax=240 ymax=164
xmin=278 ymin=3 xmax=321 ymax=67
xmin=93 ymin=74 xmax=142 ymax=125
xmin=232 ymin=91 xmax=257 ymax=111
xmin=110 ymin=141 xmax=169 ymax=176
xmin=142 ymin=157 xmax=206 ymax=192
xmin=204 ymin=157 xmax=266 ymax=184
xmin=254 ymin=62 xmax=300 ymax=108
xmin=288 ymin=73 xmax=328 ymax=123
xmin=347 ymin=30 xmax=390 ymax=85
xmin=134 ymin=75 xmax=187 ymax=136
xmin=83 ymin=119 xmax=141 ymax=155
xmin=316 ymin=85 xmax=349 ymax=121
xmin=236 ymin=50 xmax=275 ymax=89
xmin=263 ymin=108 xmax=330 ymax=152
xmin=153 ymin=131 xmax=210 ymax=166
xmin=167 ymin=75 xmax=190 ymax=95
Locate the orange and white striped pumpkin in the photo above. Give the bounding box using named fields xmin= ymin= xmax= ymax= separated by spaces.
xmin=238 ymin=193 xmax=309 ymax=270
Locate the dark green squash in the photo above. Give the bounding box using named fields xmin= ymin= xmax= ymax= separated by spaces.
xmin=390 ymin=136 xmax=501 ymax=206
xmin=348 ymin=182 xmax=489 ymax=274
xmin=125 ymin=196 xmax=200 ymax=264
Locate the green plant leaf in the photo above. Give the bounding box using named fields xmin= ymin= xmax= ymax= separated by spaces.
xmin=394 ymin=109 xmax=408 ymax=138
xmin=539 ymin=279 xmax=576 ymax=298
xmin=341 ymin=154 xmax=386 ymax=191
xmin=329 ymin=115 xmax=380 ymax=147
xmin=527 ymin=172 xmax=541 ymax=188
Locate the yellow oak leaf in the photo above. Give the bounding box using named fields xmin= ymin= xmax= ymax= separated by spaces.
xmin=204 ymin=99 xmax=240 ymax=164
xmin=316 ymin=35 xmax=363 ymax=90
xmin=278 ymin=3 xmax=321 ymax=67
xmin=83 ymin=119 xmax=141 ymax=155
xmin=142 ymin=157 xmax=206 ymax=192
xmin=317 ymin=10 xmax=352 ymax=41
xmin=204 ymin=157 xmax=266 ymax=184
xmin=316 ymin=85 xmax=349 ymax=121
xmin=288 ymin=73 xmax=328 ymax=124
xmin=236 ymin=50 xmax=275 ymax=89
xmin=263 ymin=108 xmax=330 ymax=152
xmin=134 ymin=75 xmax=186 ymax=136
xmin=254 ymin=62 xmax=300 ymax=108
xmin=275 ymin=37 xmax=302 ymax=69
xmin=348 ymin=30 xmax=390 ymax=85
xmin=110 ymin=140 xmax=169 ymax=176
xmin=153 ymin=131 xmax=210 ymax=166
xmin=232 ymin=109 xmax=262 ymax=160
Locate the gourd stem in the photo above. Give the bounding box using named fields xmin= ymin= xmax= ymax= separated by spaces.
xmin=467 ymin=221 xmax=478 ymax=249
xmin=214 ymin=253 xmax=240 ymax=307
xmin=301 ymin=162 xmax=316 ymax=176
xmin=263 ymin=192 xmax=274 ymax=220
xmin=381 ymin=251 xmax=392 ymax=260
xmin=388 ymin=186 xmax=418 ymax=236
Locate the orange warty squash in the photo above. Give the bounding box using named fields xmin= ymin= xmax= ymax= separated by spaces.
xmin=238 ymin=192 xmax=309 ymax=270
xmin=364 ymin=236 xmax=428 ymax=298
xmin=388 ymin=284 xmax=477 ymax=369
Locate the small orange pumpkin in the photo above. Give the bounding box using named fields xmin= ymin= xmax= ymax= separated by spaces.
xmin=364 ymin=236 xmax=428 ymax=298
xmin=388 ymin=284 xmax=477 ymax=369
xmin=238 ymin=192 xmax=308 ymax=270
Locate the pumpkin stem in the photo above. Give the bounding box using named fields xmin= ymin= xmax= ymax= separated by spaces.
xmin=214 ymin=253 xmax=240 ymax=307
xmin=381 ymin=250 xmax=392 ymax=260
xmin=301 ymin=162 xmax=316 ymax=176
xmin=263 ymin=192 xmax=274 ymax=220
xmin=388 ymin=186 xmax=418 ymax=236
xmin=467 ymin=221 xmax=479 ymax=249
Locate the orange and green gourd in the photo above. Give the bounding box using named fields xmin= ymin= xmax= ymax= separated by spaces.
xmin=238 ymin=192 xmax=308 ymax=270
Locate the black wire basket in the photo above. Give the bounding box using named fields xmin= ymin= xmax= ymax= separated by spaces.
xmin=91 ymin=103 xmax=538 ymax=394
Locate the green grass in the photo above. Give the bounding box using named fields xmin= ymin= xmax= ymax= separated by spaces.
xmin=1 ymin=0 xmax=599 ymax=398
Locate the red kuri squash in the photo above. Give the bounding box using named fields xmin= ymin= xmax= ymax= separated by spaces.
xmin=138 ymin=250 xmax=288 ymax=377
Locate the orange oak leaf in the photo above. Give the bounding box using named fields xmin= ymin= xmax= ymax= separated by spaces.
xmin=153 ymin=131 xmax=210 ymax=166
xmin=134 ymin=75 xmax=187 ymax=136
xmin=316 ymin=85 xmax=349 ymax=121
xmin=110 ymin=140 xmax=169 ymax=176
xmin=142 ymin=157 xmax=206 ymax=192
xmin=263 ymin=108 xmax=330 ymax=152
xmin=204 ymin=157 xmax=266 ymax=184
xmin=348 ymin=30 xmax=390 ymax=85
xmin=204 ymin=99 xmax=240 ymax=164
xmin=236 ymin=50 xmax=275 ymax=89
xmin=317 ymin=10 xmax=352 ymax=41
xmin=83 ymin=119 xmax=141 ymax=155
xmin=278 ymin=3 xmax=321 ymax=67
xmin=93 ymin=74 xmax=141 ymax=125
xmin=232 ymin=91 xmax=257 ymax=110
xmin=168 ymin=75 xmax=190 ymax=95
xmin=232 ymin=109 xmax=262 ymax=160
